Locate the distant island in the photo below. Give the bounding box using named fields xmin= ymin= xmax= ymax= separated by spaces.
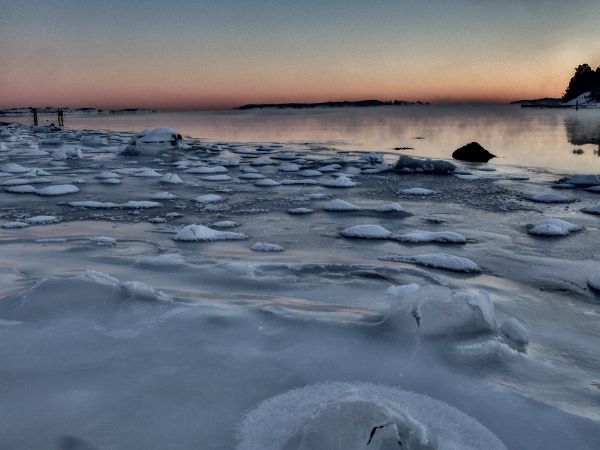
xmin=235 ymin=99 xmax=428 ymax=110
xmin=512 ymin=63 xmax=600 ymax=108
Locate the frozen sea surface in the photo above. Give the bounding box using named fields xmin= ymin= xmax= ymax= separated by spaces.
xmin=0 ymin=123 xmax=599 ymax=449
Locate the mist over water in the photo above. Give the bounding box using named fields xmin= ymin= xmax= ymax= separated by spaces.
xmin=12 ymin=104 xmax=600 ymax=174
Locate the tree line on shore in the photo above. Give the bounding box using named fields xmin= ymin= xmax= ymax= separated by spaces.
xmin=563 ymin=64 xmax=600 ymax=102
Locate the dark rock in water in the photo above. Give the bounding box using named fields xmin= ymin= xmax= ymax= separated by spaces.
xmin=452 ymin=142 xmax=496 ymax=162
xmin=393 ymin=155 xmax=456 ymax=175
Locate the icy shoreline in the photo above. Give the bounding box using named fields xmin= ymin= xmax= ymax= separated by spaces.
xmin=0 ymin=123 xmax=599 ymax=449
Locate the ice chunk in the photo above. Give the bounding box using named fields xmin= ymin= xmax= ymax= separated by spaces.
xmin=383 ymin=253 xmax=481 ymax=273
xmin=501 ymin=317 xmax=529 ymax=345
xmin=5 ymin=185 xmax=38 ymax=194
xmin=280 ymin=179 xmax=318 ymax=185
xmin=237 ymin=382 xmax=507 ymax=450
xmin=581 ymin=204 xmax=600 ymax=215
xmin=26 ymin=215 xmax=59 ymax=225
xmin=0 ymin=163 xmax=30 ymax=174
xmin=121 ymin=280 xmax=172 ymax=302
xmin=151 ymin=191 xmax=177 ymax=200
xmin=145 ymin=253 xmax=186 ymax=266
xmin=526 ymin=218 xmax=582 ymax=236
xmin=394 ymin=230 xmax=467 ymax=244
xmin=340 ymin=225 xmax=393 ymax=239
xmin=287 ymin=207 xmax=314 ymax=214
xmin=161 ymin=173 xmax=184 ymax=184
xmin=173 ymin=224 xmax=248 ymax=241
xmin=101 ymin=178 xmax=121 ymax=185
xmin=36 ymin=184 xmax=79 ymax=196
xmin=238 ymin=172 xmax=265 ymax=180
xmin=96 ymin=171 xmax=120 ymax=179
xmin=560 ymin=174 xmax=600 ymax=186
xmin=68 ymin=201 xmax=120 ymax=209
xmin=254 ymin=178 xmax=281 ymax=187
xmin=121 ymin=201 xmax=162 ymax=209
xmin=401 ymin=187 xmax=435 ymax=195
xmin=251 ymin=242 xmax=285 ymax=252
xmin=373 ymin=202 xmax=407 ymax=213
xmin=298 ymin=169 xmax=322 ymax=177
xmin=528 ymin=193 xmax=574 ymax=203
xmin=321 ymin=175 xmax=356 ymax=188
xmin=587 ymin=272 xmax=600 ymax=292
xmin=202 ymin=175 xmax=232 ymax=181
xmin=278 ymin=163 xmax=300 ymax=172
xmin=324 ymin=199 xmax=361 ymax=211
xmin=185 ymin=165 xmax=227 ymax=174
xmin=210 ymin=220 xmax=239 ymax=228
xmin=132 ymin=168 xmax=162 ymax=177
xmin=1 ymin=221 xmax=29 ymax=229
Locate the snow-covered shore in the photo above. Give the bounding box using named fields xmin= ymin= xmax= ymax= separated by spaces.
xmin=0 ymin=123 xmax=599 ymax=449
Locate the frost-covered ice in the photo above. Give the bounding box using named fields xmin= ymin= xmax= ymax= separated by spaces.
xmin=251 ymin=242 xmax=285 ymax=252
xmin=324 ymin=199 xmax=361 ymax=211
xmin=194 ymin=194 xmax=224 ymax=203
xmin=526 ymin=218 xmax=582 ymax=236
xmin=0 ymin=124 xmax=598 ymax=450
xmin=395 ymin=230 xmax=467 ymax=243
xmin=383 ymin=252 xmax=481 ymax=273
xmin=238 ymin=382 xmax=507 ymax=450
xmin=340 ymin=224 xmax=393 ymax=239
xmin=173 ymin=224 xmax=248 ymax=241
xmin=401 ymin=187 xmax=436 ymax=195
xmin=321 ymin=175 xmax=356 ymax=188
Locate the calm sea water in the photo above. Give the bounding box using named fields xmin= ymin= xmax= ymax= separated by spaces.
xmin=12 ymin=104 xmax=600 ymax=174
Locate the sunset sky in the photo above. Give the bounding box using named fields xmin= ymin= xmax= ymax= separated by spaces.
xmin=1 ymin=0 xmax=599 ymax=110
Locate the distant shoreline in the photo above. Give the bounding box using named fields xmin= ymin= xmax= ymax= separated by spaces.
xmin=234 ymin=99 xmax=429 ymax=110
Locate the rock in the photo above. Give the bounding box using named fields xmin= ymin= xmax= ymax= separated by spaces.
xmin=393 ymin=155 xmax=456 ymax=175
xmin=452 ymin=142 xmax=496 ymax=162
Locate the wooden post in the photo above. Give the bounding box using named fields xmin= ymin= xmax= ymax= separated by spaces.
xmin=32 ymin=108 xmax=38 ymax=126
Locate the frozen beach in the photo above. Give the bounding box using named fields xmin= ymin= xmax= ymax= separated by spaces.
xmin=1 ymin=117 xmax=600 ymax=449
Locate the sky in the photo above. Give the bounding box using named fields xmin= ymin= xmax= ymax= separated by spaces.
xmin=1 ymin=0 xmax=600 ymax=110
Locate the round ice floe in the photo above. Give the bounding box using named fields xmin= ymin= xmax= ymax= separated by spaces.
xmin=340 ymin=225 xmax=393 ymax=239
xmin=528 ymin=193 xmax=574 ymax=203
xmin=161 ymin=173 xmax=184 ymax=184
xmin=185 ymin=165 xmax=228 ymax=174
xmin=587 ymin=272 xmax=600 ymax=292
xmin=241 ymin=167 xmax=259 ymax=173
xmin=298 ymin=169 xmax=322 ymax=177
xmin=526 ymin=218 xmax=582 ymax=236
xmin=581 ymin=204 xmax=600 ymax=215
xmin=251 ymin=242 xmax=285 ymax=252
xmin=101 ymin=178 xmax=121 ymax=185
xmin=454 ymin=174 xmax=481 ymax=181
xmin=561 ymin=174 xmax=600 ymax=186
xmin=250 ymin=158 xmax=270 ymax=166
xmin=401 ymin=187 xmax=435 ymax=195
xmin=121 ymin=280 xmax=172 ymax=302
xmin=194 ymin=194 xmax=223 ymax=203
xmin=238 ymin=172 xmax=265 ymax=180
xmin=0 ymin=163 xmax=30 ymax=174
xmin=202 ymin=174 xmax=232 ymax=182
xmin=26 ymin=215 xmax=59 ymax=225
xmin=551 ymin=183 xmax=575 ymax=190
xmin=278 ymin=163 xmax=300 ymax=172
xmin=237 ymin=382 xmax=506 ymax=450
xmin=254 ymin=178 xmax=281 ymax=187
xmin=132 ymin=168 xmax=162 ymax=177
xmin=288 ymin=207 xmax=314 ymax=214
xmin=322 ymin=175 xmax=356 ymax=188
xmin=151 ymin=191 xmax=177 ymax=200
xmin=5 ymin=185 xmax=37 ymax=194
xmin=318 ymin=164 xmax=341 ymax=172
xmin=145 ymin=253 xmax=186 ymax=266
xmin=383 ymin=253 xmax=481 ymax=273
xmin=500 ymin=318 xmax=529 ymax=346
xmin=585 ymin=186 xmax=600 ymax=193
xmin=1 ymin=221 xmax=29 ymax=229
xmin=36 ymin=184 xmax=79 ymax=196
xmin=324 ymin=199 xmax=361 ymax=211
xmin=96 ymin=171 xmax=120 ymax=179
xmin=121 ymin=201 xmax=162 ymax=209
xmin=373 ymin=202 xmax=407 ymax=213
xmin=173 ymin=224 xmax=248 ymax=242
xmin=395 ymin=230 xmax=467 ymax=244
xmin=210 ymin=220 xmax=239 ymax=228
xmin=68 ymin=201 xmax=120 ymax=209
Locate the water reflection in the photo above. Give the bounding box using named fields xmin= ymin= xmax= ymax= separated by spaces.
xmin=9 ymin=105 xmax=600 ymax=174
